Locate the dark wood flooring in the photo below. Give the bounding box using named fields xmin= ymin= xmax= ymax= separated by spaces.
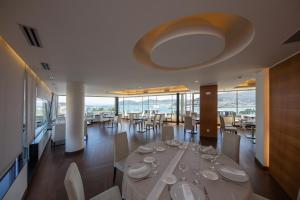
xmin=25 ymin=121 xmax=290 ymax=200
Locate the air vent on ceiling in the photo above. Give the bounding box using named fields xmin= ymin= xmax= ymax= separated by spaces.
xmin=283 ymin=29 xmax=300 ymax=44
xmin=19 ymin=24 xmax=42 ymax=47
xmin=41 ymin=62 xmax=50 ymax=70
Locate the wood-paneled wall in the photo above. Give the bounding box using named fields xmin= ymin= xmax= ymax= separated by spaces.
xmin=200 ymin=85 xmax=217 ymax=138
xmin=270 ymin=53 xmax=300 ymax=200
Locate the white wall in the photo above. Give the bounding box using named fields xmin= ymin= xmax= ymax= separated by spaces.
xmin=255 ymin=69 xmax=270 ymax=167
xmin=0 ymin=38 xmax=24 ymax=177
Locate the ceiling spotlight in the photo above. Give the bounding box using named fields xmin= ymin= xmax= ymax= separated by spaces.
xmin=194 ymin=80 xmax=199 ymax=83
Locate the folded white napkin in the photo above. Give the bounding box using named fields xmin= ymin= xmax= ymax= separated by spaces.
xmin=182 ymin=183 xmax=195 ymax=200
xmin=128 ymin=165 xmax=148 ymax=177
xmin=221 ymin=167 xmax=246 ymax=176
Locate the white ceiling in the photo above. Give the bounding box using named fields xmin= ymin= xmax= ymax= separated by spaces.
xmin=0 ymin=0 xmax=300 ymax=96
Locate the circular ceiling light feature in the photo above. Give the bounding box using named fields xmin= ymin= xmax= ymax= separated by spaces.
xmin=133 ymin=12 xmax=255 ymax=71
xmin=151 ymin=34 xmax=225 ymax=68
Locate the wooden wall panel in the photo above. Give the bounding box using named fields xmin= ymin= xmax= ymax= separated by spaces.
xmin=270 ymin=53 xmax=300 ymax=200
xmin=200 ymin=85 xmax=217 ymax=138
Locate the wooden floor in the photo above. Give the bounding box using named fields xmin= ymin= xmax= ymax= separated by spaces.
xmin=25 ymin=121 xmax=290 ymax=200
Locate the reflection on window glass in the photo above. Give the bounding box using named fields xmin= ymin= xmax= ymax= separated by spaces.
xmin=85 ymin=97 xmax=115 ymax=114
xmin=36 ymin=98 xmax=48 ymax=130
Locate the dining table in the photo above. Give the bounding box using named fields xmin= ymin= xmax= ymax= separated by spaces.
xmin=122 ymin=141 xmax=253 ymax=200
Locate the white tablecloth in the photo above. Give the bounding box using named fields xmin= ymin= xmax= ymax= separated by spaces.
xmin=122 ymin=142 xmax=253 ymax=200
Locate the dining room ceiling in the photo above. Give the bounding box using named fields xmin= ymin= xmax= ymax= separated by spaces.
xmin=0 ymin=0 xmax=300 ymax=96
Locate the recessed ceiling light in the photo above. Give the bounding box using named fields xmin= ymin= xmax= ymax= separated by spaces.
xmin=194 ymin=80 xmax=199 ymax=83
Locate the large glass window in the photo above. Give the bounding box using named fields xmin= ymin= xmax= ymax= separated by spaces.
xmin=237 ymin=90 xmax=256 ymax=115
xmin=193 ymin=93 xmax=200 ymax=114
xmin=156 ymin=95 xmax=176 ymax=114
xmin=35 ymin=98 xmax=48 ymax=130
xmin=85 ymin=97 xmax=115 ymax=114
xmin=58 ymin=96 xmax=66 ymax=116
xmin=218 ymin=91 xmax=237 ymax=112
xmin=217 ymin=90 xmax=256 ymax=115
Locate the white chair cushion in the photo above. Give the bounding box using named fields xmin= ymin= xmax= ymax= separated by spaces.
xmin=89 ymin=186 xmax=121 ymax=200
xmin=64 ymin=162 xmax=85 ymax=200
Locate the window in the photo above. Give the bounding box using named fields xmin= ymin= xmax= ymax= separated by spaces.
xmin=58 ymin=96 xmax=66 ymax=116
xmin=85 ymin=97 xmax=115 ymax=115
xmin=193 ymin=93 xmax=200 ymax=114
xmin=237 ymin=90 xmax=256 ymax=115
xmin=156 ymin=95 xmax=176 ymax=114
xmin=35 ymin=98 xmax=48 ymax=130
xmin=218 ymin=91 xmax=237 ymax=112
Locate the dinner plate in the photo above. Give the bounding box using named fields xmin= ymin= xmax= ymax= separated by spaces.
xmin=155 ymin=146 xmax=166 ymax=152
xmin=143 ymin=156 xmax=155 ymax=163
xmin=166 ymin=140 xmax=181 ymax=147
xmin=217 ymin=166 xmax=249 ymax=183
xmin=162 ymin=174 xmax=177 ymax=185
xmin=127 ymin=163 xmax=151 ymax=179
xmin=170 ymin=182 xmax=206 ymax=200
xmin=200 ymin=154 xmax=215 ymax=160
xmin=201 ymin=170 xmax=219 ymax=181
xmin=137 ymin=146 xmax=154 ymax=154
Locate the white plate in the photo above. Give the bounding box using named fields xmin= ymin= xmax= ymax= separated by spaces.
xmin=201 ymin=170 xmax=219 ymax=181
xmin=155 ymin=146 xmax=166 ymax=152
xmin=137 ymin=146 xmax=154 ymax=154
xmin=144 ymin=156 xmax=156 ymax=163
xmin=200 ymin=154 xmax=215 ymax=160
xmin=170 ymin=182 xmax=206 ymax=200
xmin=162 ymin=174 xmax=177 ymax=185
xmin=218 ymin=166 xmax=249 ymax=183
xmin=166 ymin=140 xmax=181 ymax=147
xmin=127 ymin=163 xmax=151 ymax=179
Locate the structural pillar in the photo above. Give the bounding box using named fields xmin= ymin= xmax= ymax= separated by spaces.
xmin=66 ymin=81 xmax=85 ymax=153
xmin=115 ymin=97 xmax=119 ymax=116
xmin=176 ymin=93 xmax=180 ymax=125
xmin=200 ymin=85 xmax=218 ymax=138
xmin=255 ymin=69 xmax=269 ymax=167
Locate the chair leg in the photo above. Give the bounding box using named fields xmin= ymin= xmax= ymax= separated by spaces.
xmin=113 ymin=167 xmax=117 ymax=184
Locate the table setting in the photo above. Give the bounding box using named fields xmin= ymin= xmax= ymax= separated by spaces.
xmin=122 ymin=140 xmax=253 ymax=200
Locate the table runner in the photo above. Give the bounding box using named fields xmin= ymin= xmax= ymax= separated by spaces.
xmin=146 ymin=148 xmax=186 ymax=200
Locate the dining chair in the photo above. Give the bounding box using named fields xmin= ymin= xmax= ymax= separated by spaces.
xmin=221 ymin=132 xmax=240 ymax=163
xmin=113 ymin=132 xmax=129 ymax=184
xmin=162 ymin=125 xmax=174 ymax=141
xmin=159 ymin=114 xmax=165 ymax=128
xmin=64 ymin=162 xmax=122 ymax=200
xmin=113 ymin=114 xmax=122 ymax=129
xmin=219 ymin=116 xmax=237 ymax=134
xmin=253 ymin=193 xmax=269 ymax=200
xmin=185 ymin=111 xmax=191 ymax=116
xmin=184 ymin=116 xmax=195 ymax=134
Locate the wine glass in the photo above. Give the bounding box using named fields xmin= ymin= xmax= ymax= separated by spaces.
xmin=178 ymin=162 xmax=188 ymax=181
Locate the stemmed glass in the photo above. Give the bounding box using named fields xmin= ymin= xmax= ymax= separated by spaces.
xmin=178 ymin=162 xmax=188 ymax=181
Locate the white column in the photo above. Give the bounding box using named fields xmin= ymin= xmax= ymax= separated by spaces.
xmin=255 ymin=69 xmax=270 ymax=167
xmin=66 ymin=81 xmax=85 ymax=153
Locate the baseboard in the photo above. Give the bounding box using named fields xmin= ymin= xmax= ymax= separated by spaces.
xmin=255 ymin=157 xmax=269 ymax=170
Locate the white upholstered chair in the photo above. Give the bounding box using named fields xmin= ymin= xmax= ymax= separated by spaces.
xmin=184 ymin=116 xmax=195 ymax=134
xmin=162 ymin=125 xmax=174 ymax=141
xmin=220 ymin=116 xmax=237 ymax=134
xmin=113 ymin=132 xmax=129 ymax=184
xmin=51 ymin=123 xmax=65 ymax=148
xmin=113 ymin=114 xmax=122 ymax=129
xmin=253 ymin=193 xmax=269 ymax=200
xmin=64 ymin=162 xmax=122 ymax=200
xmin=221 ymin=132 xmax=241 ymax=163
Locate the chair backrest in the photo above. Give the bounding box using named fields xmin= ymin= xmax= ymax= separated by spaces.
xmin=52 ymin=123 xmax=66 ymax=141
xmin=184 ymin=116 xmax=193 ymax=130
xmin=223 ymin=116 xmax=233 ymax=126
xmin=113 ymin=132 xmax=129 ymax=163
xmin=219 ymin=116 xmax=225 ymax=130
xmin=185 ymin=111 xmax=191 ymax=116
xmin=160 ymin=114 xmax=165 ymax=123
xmin=162 ymin=126 xmax=174 ymax=141
xmin=64 ymin=162 xmax=85 ymax=200
xmin=222 ymin=132 xmax=240 ymax=163
xmin=117 ymin=114 xmax=122 ymax=123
